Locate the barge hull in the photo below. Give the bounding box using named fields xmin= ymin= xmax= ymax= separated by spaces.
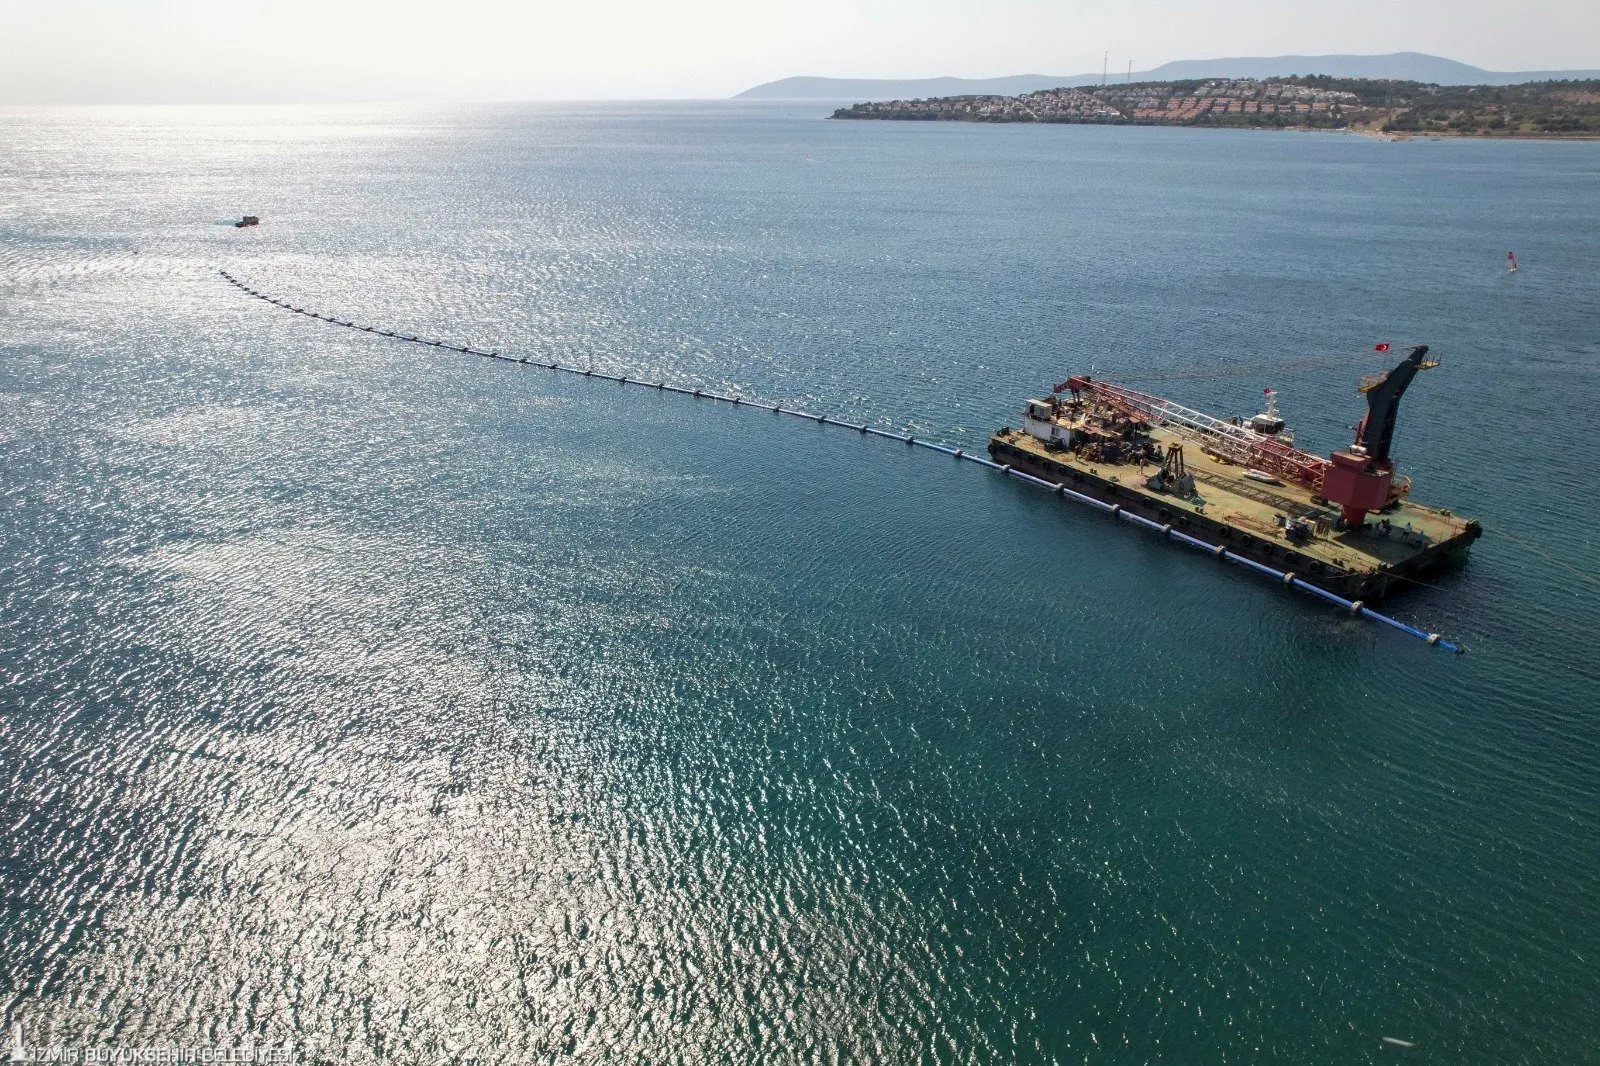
xmin=989 ymin=432 xmax=1479 ymax=600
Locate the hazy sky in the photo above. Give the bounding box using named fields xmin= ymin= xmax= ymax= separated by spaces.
xmin=2 ymin=0 xmax=1596 ymax=103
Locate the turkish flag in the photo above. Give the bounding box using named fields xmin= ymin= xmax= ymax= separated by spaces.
xmin=1374 ymin=343 xmax=1391 ymax=352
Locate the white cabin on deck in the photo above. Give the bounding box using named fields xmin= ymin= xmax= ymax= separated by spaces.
xmin=1022 ymin=399 xmax=1075 ymax=445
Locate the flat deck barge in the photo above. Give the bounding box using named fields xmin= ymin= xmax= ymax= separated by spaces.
xmin=990 ymin=425 xmax=1476 ymax=598
xmin=989 ymin=348 xmax=1481 ymax=600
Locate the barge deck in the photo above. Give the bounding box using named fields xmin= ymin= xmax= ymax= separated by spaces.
xmin=989 ymin=421 xmax=1480 ymax=600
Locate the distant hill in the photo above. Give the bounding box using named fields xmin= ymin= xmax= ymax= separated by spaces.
xmin=736 ymin=53 xmax=1600 ymax=100
xmin=1140 ymin=52 xmax=1600 ymax=84
xmin=735 ymin=75 xmax=1099 ymax=101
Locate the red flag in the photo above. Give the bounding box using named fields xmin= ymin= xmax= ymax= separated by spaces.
xmin=1374 ymin=343 xmax=1391 ymax=352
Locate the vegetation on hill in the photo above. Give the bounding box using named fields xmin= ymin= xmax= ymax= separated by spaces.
xmin=830 ymin=77 xmax=1600 ymax=136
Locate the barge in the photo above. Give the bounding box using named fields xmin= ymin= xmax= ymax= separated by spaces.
xmin=988 ymin=345 xmax=1481 ymax=599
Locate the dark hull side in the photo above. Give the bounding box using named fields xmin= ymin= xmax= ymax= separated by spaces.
xmin=989 ymin=436 xmax=1478 ymax=600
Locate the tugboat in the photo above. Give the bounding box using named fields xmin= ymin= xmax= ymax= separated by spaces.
xmin=233 ymin=215 xmax=260 ymax=228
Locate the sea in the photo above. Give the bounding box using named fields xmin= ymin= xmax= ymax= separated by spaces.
xmin=1 ymin=101 xmax=1598 ymax=1063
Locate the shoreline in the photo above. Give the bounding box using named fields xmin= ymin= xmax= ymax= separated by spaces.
xmin=832 ymin=113 xmax=1600 ymax=143
xmin=1302 ymin=123 xmax=1600 ymax=141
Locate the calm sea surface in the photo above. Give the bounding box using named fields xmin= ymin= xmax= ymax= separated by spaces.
xmin=2 ymin=101 xmax=1598 ymax=1063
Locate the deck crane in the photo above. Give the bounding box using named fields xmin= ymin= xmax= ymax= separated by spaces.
xmin=1055 ymin=376 xmax=1331 ymax=488
xmin=1055 ymin=344 xmax=1440 ymax=528
xmin=1321 ymin=345 xmax=1439 ymax=526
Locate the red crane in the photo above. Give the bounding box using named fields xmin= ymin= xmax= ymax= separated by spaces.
xmin=1056 ymin=375 xmax=1331 ymax=489
xmin=1056 ymin=344 xmax=1438 ymax=527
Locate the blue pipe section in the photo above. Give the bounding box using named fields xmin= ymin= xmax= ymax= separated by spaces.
xmin=219 ymin=269 xmax=1464 ymax=655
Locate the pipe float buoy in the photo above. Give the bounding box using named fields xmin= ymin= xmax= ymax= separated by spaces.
xmin=217 ymin=270 xmax=1468 ymax=655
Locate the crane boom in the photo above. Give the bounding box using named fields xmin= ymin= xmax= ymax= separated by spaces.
xmin=1055 ymin=343 xmax=1442 ymax=528
xmin=1060 ymin=376 xmax=1330 ymax=490
xmin=1354 ymin=345 xmax=1437 ymax=462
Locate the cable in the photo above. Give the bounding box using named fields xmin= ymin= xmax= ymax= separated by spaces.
xmin=1120 ymin=346 xmax=1424 ymax=385
xmin=1491 ymin=526 xmax=1600 ymax=592
xmin=218 ymin=269 xmax=1470 ymax=654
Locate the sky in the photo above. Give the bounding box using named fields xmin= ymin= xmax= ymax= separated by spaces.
xmin=1 ymin=0 xmax=1596 ymax=103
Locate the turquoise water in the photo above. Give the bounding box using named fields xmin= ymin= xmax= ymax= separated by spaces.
xmin=2 ymin=102 xmax=1598 ymax=1062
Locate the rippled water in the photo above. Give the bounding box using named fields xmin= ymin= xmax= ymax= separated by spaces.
xmin=2 ymin=102 xmax=1599 ymax=1063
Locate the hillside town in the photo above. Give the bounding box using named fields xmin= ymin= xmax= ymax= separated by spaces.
xmin=831 ymin=76 xmax=1600 ymax=136
xmin=831 ymin=78 xmax=1361 ymax=125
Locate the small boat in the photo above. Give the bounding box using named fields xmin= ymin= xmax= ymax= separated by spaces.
xmin=233 ymin=215 xmax=260 ymax=228
xmin=1242 ymin=468 xmax=1283 ymax=485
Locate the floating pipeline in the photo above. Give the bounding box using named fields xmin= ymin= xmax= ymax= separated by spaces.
xmin=217 ymin=269 xmax=1465 ymax=654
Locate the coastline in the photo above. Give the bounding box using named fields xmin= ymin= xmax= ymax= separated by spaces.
xmin=832 ymin=114 xmax=1600 ymax=143
xmin=831 ymin=112 xmax=1600 ymax=143
xmin=1308 ymin=123 xmax=1600 ymax=141
xmin=830 ymin=75 xmax=1600 ymax=142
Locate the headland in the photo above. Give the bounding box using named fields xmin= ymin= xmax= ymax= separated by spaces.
xmin=830 ymin=76 xmax=1600 ymax=139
